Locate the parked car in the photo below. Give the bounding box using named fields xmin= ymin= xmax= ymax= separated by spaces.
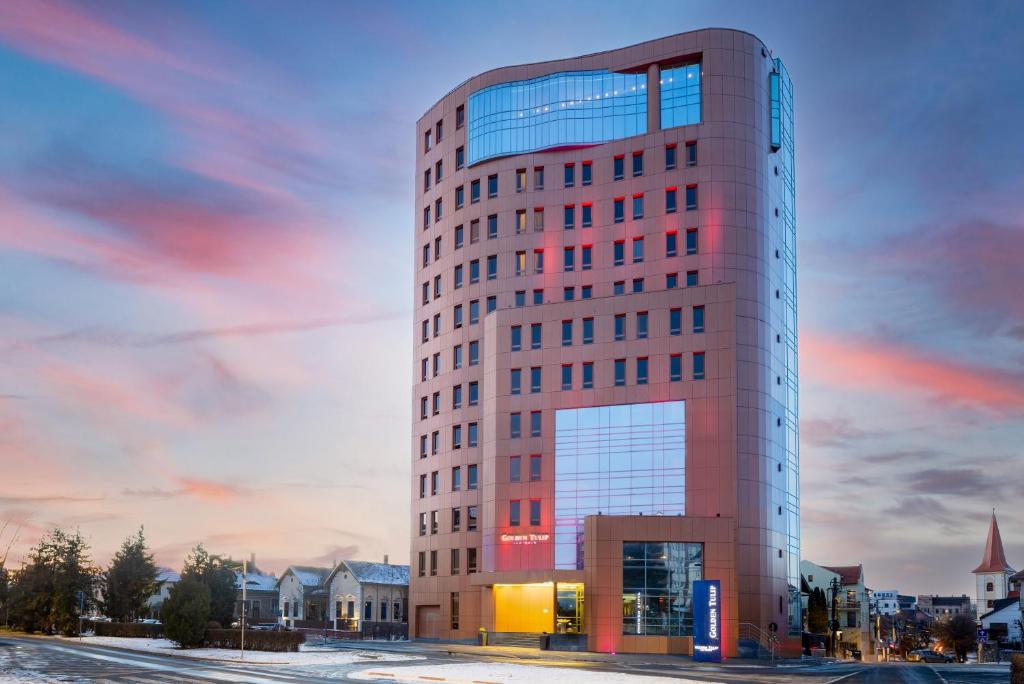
xmin=908 ymin=649 xmax=954 ymax=663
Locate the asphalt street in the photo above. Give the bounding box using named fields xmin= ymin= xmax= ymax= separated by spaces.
xmin=0 ymin=634 xmax=1013 ymax=684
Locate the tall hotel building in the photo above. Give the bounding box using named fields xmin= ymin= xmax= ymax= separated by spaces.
xmin=412 ymin=29 xmax=798 ymax=657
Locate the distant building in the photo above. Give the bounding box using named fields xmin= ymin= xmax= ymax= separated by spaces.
xmin=145 ymin=568 xmax=179 ymax=619
xmin=897 ymin=594 xmax=916 ymax=612
xmin=278 ymin=566 xmax=332 ymax=627
xmin=234 ymin=558 xmax=279 ymax=624
xmin=917 ymin=594 xmax=973 ymax=621
xmin=802 ymin=561 xmax=872 ymax=659
xmin=871 ymin=590 xmax=900 ymax=616
xmin=325 ymin=559 xmax=409 ymax=638
xmin=973 ymin=512 xmax=1016 ymax=616
xmin=979 ymin=597 xmax=1023 ymax=644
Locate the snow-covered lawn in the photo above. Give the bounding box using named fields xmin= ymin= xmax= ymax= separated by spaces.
xmin=61 ymin=636 xmax=423 ymax=665
xmin=350 ymin=662 xmax=717 ymax=683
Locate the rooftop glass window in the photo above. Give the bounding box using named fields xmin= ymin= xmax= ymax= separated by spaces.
xmin=660 ymin=63 xmax=701 ymax=129
xmin=468 ymin=70 xmax=647 ymax=165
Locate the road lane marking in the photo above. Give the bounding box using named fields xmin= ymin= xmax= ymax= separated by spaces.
xmin=823 ymin=669 xmax=864 ymax=684
xmin=928 ymin=666 xmax=949 ymax=684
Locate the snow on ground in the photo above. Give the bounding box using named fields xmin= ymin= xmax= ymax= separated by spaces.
xmin=350 ymin=662 xmax=717 ymax=683
xmin=62 ymin=636 xmax=423 ymax=665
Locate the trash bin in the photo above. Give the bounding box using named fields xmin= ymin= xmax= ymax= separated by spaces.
xmin=478 ymin=627 xmax=488 ymax=646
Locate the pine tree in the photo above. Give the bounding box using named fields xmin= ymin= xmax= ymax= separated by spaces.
xmin=808 ymin=587 xmax=829 ymax=633
xmin=181 ymin=544 xmax=237 ymax=627
xmin=102 ymin=527 xmax=158 ymax=623
xmin=162 ymin=576 xmax=211 ymax=648
xmin=8 ymin=528 xmax=97 ymax=634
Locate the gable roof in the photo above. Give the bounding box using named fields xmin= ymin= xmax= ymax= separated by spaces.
xmin=281 ymin=565 xmax=331 ymax=587
xmin=343 ymin=560 xmax=409 ymax=586
xmin=979 ymin=596 xmax=1020 ymax=621
xmin=823 ymin=564 xmax=863 ymax=586
xmin=974 ymin=512 xmax=1015 ymax=574
xmin=1010 ymin=569 xmax=1024 ymax=582
xmin=235 ymin=570 xmax=278 ymax=592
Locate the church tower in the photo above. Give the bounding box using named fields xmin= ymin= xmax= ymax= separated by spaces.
xmin=973 ymin=511 xmax=1014 ymax=618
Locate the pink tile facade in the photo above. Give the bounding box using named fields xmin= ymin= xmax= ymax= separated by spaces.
xmin=411 ymin=28 xmax=799 ymax=656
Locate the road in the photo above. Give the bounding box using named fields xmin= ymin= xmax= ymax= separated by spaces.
xmin=0 ymin=634 xmax=1012 ymax=683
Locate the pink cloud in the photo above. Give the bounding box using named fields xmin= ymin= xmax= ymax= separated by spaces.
xmin=802 ymin=331 xmax=1024 ymax=414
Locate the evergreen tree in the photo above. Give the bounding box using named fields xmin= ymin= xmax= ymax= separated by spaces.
xmin=162 ymin=576 xmax=211 ymax=648
xmin=8 ymin=528 xmax=96 ymax=634
xmin=808 ymin=587 xmax=829 ymax=633
xmin=102 ymin=527 xmax=158 ymax=623
xmin=181 ymin=544 xmax=237 ymax=627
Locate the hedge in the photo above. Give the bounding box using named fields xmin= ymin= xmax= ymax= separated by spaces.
xmin=93 ymin=622 xmax=163 ymax=638
xmin=204 ymin=629 xmax=305 ymax=652
xmin=1011 ymin=654 xmax=1023 ymax=684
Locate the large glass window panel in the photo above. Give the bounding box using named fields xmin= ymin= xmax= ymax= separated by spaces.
xmin=660 ymin=63 xmax=702 ymax=129
xmin=554 ymin=401 xmax=686 ymax=570
xmin=621 ymin=542 xmax=702 ymax=636
xmin=469 ymin=70 xmax=648 ymax=165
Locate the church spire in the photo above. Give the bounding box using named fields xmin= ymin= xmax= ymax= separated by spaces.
xmin=973 ymin=511 xmax=1014 ymax=574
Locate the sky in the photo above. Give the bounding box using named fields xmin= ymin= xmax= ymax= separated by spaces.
xmin=0 ymin=0 xmax=1022 ymax=597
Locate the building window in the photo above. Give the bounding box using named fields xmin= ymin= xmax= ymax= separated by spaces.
xmin=516 ymin=209 xmax=526 ymax=235
xmin=533 ymin=289 xmax=544 ymax=305
xmin=563 ymin=246 xmax=574 ymax=272
xmin=693 ymin=352 xmax=705 ymax=380
xmin=515 ymin=290 xmax=526 ymax=307
xmin=453 ymin=385 xmax=462 ymax=410
xmin=614 ymin=359 xmax=626 ymax=386
xmin=470 ymin=179 xmax=480 ymax=204
xmin=511 ymin=368 xmax=521 ymax=395
xmin=424 ymin=129 xmax=431 ymax=153
xmin=534 ymin=248 xmax=544 ymax=274
xmin=564 ymin=163 xmax=575 ymax=188
xmin=469 ymin=381 xmax=478 ymax=406
xmin=487 ymin=174 xmax=498 ymax=198
xmin=632 ymin=151 xmax=643 ymax=177
xmin=666 ymin=143 xmax=677 ymax=170
xmin=581 ymin=244 xmax=592 ymax=270
xmin=418 ymin=551 xmax=425 ymax=577
xmin=660 ymin=62 xmax=702 ymax=128
xmin=686 ymin=140 xmax=697 ymax=166
xmin=670 ymin=354 xmax=682 ymax=382
xmin=436 ymin=119 xmax=443 ymax=143
xmin=515 ymin=250 xmax=526 ymax=276
xmin=455 ymin=185 xmax=464 ymax=209
xmin=530 ymin=411 xmax=541 ymax=437
xmin=468 ymin=422 xmax=478 ymax=447
xmin=582 ymin=161 xmax=592 ymax=185
xmin=469 ymin=299 xmax=479 ymax=324
xmin=633 ymin=237 xmax=644 ymax=263
xmin=564 ymin=205 xmax=575 ymax=230
xmin=419 ymin=435 xmax=427 ymax=458
xmin=666 ymin=273 xmax=678 ymax=289
xmin=614 ymin=197 xmax=624 ymax=223
xmin=454 ymin=224 xmax=464 ymax=250
xmin=419 ymin=476 xmax=426 ymax=500
xmin=511 ymin=325 xmax=522 ymax=352
xmin=632 ymin=194 xmax=644 ymax=220
xmin=456 ymin=145 xmax=465 ymax=170
xmin=561 ymin=364 xmax=573 ymax=390
xmin=632 ymin=278 xmax=644 ymax=293
xmin=435 ymin=159 xmax=443 ymax=183
xmin=453 ymin=304 xmax=463 ymax=329
xmin=562 ymin=320 xmax=573 ymax=347
xmin=430 ymin=550 xmax=437 ymax=576
xmin=685 ymin=185 xmax=697 ymax=210
xmin=666 ymin=187 xmax=677 ymax=214
xmin=424 ymin=169 xmax=431 ymax=193
xmin=686 ymin=228 xmax=698 ymax=255
xmin=534 ymin=166 xmax=544 ymax=190
xmin=622 ymin=542 xmax=703 ymax=635
xmin=613 ymin=240 xmax=625 ymax=266
xmin=531 ymin=323 xmax=542 ymax=349
xmin=451 ymin=550 xmax=460 ymax=576
xmin=487 ymin=214 xmax=498 ymax=239
xmin=468 ymin=464 xmax=478 ymax=489
xmin=686 ymin=270 xmax=699 ymax=287
xmin=613 ymin=155 xmax=624 ymax=180
xmin=637 ymin=357 xmax=648 ymax=385
xmin=530 ymin=454 xmax=541 ymax=482
xmin=516 ymin=168 xmax=526 ymax=193
xmin=423 ymin=206 xmax=430 ymax=230
xmin=468 ymin=506 xmax=478 ymax=532
xmin=430 ymin=509 xmax=438 ymax=533
xmin=510 ymin=500 xmax=521 ymax=526
xmin=469 ymin=340 xmax=479 ymax=365
xmin=452 ymin=466 xmax=461 ymax=491
xmin=670 ymin=308 xmax=681 ymax=336
xmin=533 ymin=207 xmax=544 ymax=232
xmin=432 ymin=431 xmax=439 ymax=455
xmin=432 ymin=392 xmax=440 ymax=415
xmin=636 ymin=311 xmax=648 ymax=339
xmin=581 ymin=203 xmax=592 ymax=228
xmin=510 ymin=455 xmax=521 ymax=482
xmin=529 ymin=499 xmax=541 ymax=526
xmin=456 ymin=104 xmax=465 ymax=129
xmin=530 ymin=367 xmax=541 ymax=393
xmin=452 ymin=507 xmax=461 ymax=532
xmin=582 ymin=362 xmax=594 ymax=389
xmin=563 ymin=286 xmax=575 ymax=302
xmin=467 ymin=547 xmax=477 ymax=573
xmin=693 ymin=306 xmax=705 ymax=333
xmin=510 ymin=412 xmax=521 ymax=439
xmin=452 ymin=345 xmax=462 ymax=370
xmin=582 ymin=317 xmax=594 ymax=344
xmin=614 ymin=314 xmax=626 ymax=341
xmin=450 ymin=592 xmax=460 ymax=630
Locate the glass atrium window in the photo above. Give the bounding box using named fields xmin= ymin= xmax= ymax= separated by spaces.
xmin=660 ymin=62 xmax=701 ymax=129
xmin=622 ymin=542 xmax=703 ymax=635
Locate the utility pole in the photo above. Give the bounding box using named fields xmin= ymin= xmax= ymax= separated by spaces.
xmin=829 ymin=577 xmax=841 ymax=658
xmin=240 ymin=559 xmax=246 ymax=660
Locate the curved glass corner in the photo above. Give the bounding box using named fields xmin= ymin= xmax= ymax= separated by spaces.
xmin=660 ymin=63 xmax=702 ymax=128
xmin=468 ymin=70 xmax=647 ymax=166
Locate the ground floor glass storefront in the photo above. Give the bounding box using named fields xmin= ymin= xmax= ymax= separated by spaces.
xmin=493 ymin=581 xmax=584 ymax=634
xmin=622 ymin=542 xmax=703 ymax=636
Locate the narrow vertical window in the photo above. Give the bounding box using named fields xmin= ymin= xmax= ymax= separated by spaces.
xmin=693 ymin=351 xmax=706 ymax=380
xmin=632 ymin=150 xmax=643 ymax=177
xmin=666 ymin=143 xmax=677 ymax=170
xmin=564 ymin=163 xmax=575 ymax=188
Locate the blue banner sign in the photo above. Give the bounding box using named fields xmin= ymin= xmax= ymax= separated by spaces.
xmin=693 ymin=579 xmax=722 ymax=662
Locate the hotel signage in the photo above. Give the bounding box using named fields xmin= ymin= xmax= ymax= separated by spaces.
xmin=499 ymin=533 xmax=550 ymax=544
xmin=693 ymin=579 xmax=722 ymax=662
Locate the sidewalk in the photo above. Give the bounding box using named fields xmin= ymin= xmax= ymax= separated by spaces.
xmin=321 ymin=638 xmax=829 ymax=670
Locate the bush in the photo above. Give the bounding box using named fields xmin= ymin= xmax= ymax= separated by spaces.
xmin=1011 ymin=654 xmax=1023 ymax=684
xmin=162 ymin=577 xmax=211 ymax=648
xmin=93 ymin=622 xmax=162 ymax=638
xmin=204 ymin=629 xmax=304 ymax=652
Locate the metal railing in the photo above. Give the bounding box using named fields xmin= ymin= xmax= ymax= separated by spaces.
xmin=738 ymin=622 xmax=778 ymax=661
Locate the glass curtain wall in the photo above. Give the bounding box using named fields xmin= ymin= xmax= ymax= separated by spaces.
xmin=622 ymin=542 xmax=703 ymax=636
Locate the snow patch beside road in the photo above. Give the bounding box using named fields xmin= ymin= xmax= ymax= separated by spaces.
xmin=350 ymin=662 xmax=717 ymax=683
